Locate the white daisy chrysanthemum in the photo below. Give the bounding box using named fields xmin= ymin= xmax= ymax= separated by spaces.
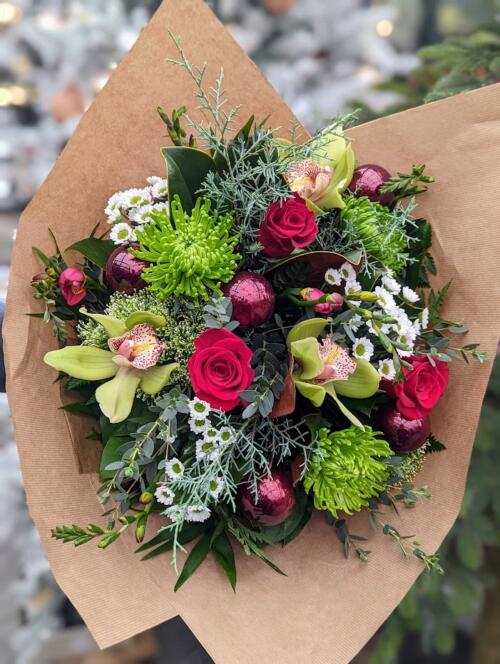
xmin=413 ymin=319 xmax=422 ymax=336
xmin=105 ymin=192 xmax=125 ymax=223
xmin=218 ymin=427 xmax=235 ymax=446
xmin=324 ymin=268 xmax=342 ymax=286
xmin=121 ymin=187 xmax=152 ymax=209
xmin=129 ymin=204 xmax=153 ymax=224
xmin=402 ymin=286 xmax=420 ymax=304
xmin=378 ymin=358 xmax=396 ymax=380
xmin=110 ymin=222 xmax=133 ymax=245
xmin=381 ymin=273 xmax=401 ymax=295
xmin=352 ymin=336 xmax=374 ymax=361
xmin=344 ymin=279 xmax=362 ymax=306
xmin=196 ymin=439 xmax=219 ymax=462
xmin=154 ymin=484 xmax=175 ymax=506
xmin=147 ymin=176 xmax=164 ymax=185
xmin=188 ymin=398 xmax=211 ymax=420
xmin=421 ymin=307 xmax=430 ymax=330
xmin=164 ymin=505 xmax=185 ymax=522
xmin=396 ymin=333 xmax=415 ymax=357
xmin=186 ymin=505 xmax=211 ymax=523
xmin=339 ymin=262 xmax=357 ymax=282
xmin=151 ymin=178 xmax=169 ymax=199
xmin=203 ymin=427 xmax=221 ymax=444
xmin=165 ymin=457 xmax=184 ymax=481
xmin=189 ymin=417 xmax=209 ymax=435
xmin=374 ymin=286 xmax=397 ymax=313
xmin=208 ymin=477 xmax=224 ymax=500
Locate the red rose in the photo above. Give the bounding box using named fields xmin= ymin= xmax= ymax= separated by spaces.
xmin=188 ymin=328 xmax=254 ymax=411
xmin=258 ymin=194 xmax=318 ymax=258
xmin=390 ymin=355 xmax=449 ymax=420
xmin=58 ymin=267 xmax=87 ymax=306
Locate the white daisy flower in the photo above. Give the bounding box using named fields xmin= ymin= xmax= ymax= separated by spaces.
xmin=218 ymin=427 xmax=235 ymax=446
xmin=325 ymin=268 xmax=342 ymax=286
xmin=129 ymin=204 xmax=153 ymax=224
xmin=208 ymin=477 xmax=224 ymax=499
xmin=165 ymin=457 xmax=184 ymax=480
xmin=374 ymin=286 xmax=397 ymax=313
xmin=151 ymin=178 xmax=168 ymax=199
xmin=105 ymin=192 xmax=125 ymax=223
xmin=396 ymin=334 xmax=415 ymax=358
xmin=402 ymin=286 xmax=420 ymax=304
xmin=391 ymin=309 xmax=414 ymax=335
xmin=188 ymin=398 xmax=211 ymax=420
xmin=339 ymin=262 xmax=357 ymax=282
xmin=421 ymin=307 xmax=429 ymax=330
xmin=196 ymin=439 xmax=219 ymax=462
xmin=352 ymin=336 xmax=374 ymax=361
xmin=186 ymin=505 xmax=211 ymax=523
xmin=154 ymin=484 xmax=175 ymax=506
xmin=413 ymin=319 xmax=422 ymax=336
xmin=121 ymin=187 xmax=152 ymax=209
xmin=344 ymin=279 xmax=361 ymax=306
xmin=189 ymin=417 xmax=209 ymax=435
xmin=110 ymin=222 xmax=133 ymax=245
xmin=164 ymin=505 xmax=185 ymax=522
xmin=381 ymin=273 xmax=401 ymax=295
xmin=203 ymin=427 xmax=221 ymax=444
xmin=378 ymin=358 xmax=396 ymax=380
xmin=147 ymin=175 xmax=164 ymax=186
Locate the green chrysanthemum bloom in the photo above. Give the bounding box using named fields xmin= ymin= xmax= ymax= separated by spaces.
xmin=133 ymin=196 xmax=241 ymax=301
xmin=77 ymin=291 xmax=204 ymax=387
xmin=340 ymin=195 xmax=410 ymax=272
xmin=303 ymin=425 xmax=393 ymax=517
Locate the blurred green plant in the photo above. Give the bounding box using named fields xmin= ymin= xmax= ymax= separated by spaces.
xmin=369 ymin=357 xmax=500 ymax=662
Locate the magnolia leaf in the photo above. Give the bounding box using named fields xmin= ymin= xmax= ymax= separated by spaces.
xmin=333 ymin=359 xmax=380 ymax=399
xmin=323 ymin=383 xmax=364 ymax=430
xmin=44 ymin=346 xmax=118 ymax=381
xmin=67 ymin=237 xmax=115 ymax=269
xmin=286 ymin=318 xmax=331 ymax=348
xmin=125 ymin=311 xmax=167 ymax=330
xmin=95 ymin=367 xmax=141 ymax=424
xmin=293 ymin=378 xmax=326 ymax=407
xmin=290 ymin=338 xmax=323 ymax=380
xmin=80 ymin=310 xmax=127 ymax=338
xmin=139 ymin=363 xmax=179 ymax=395
xmin=162 ymin=146 xmax=217 ymax=212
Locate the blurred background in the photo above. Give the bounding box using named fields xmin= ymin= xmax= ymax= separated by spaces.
xmin=1 ymin=0 xmax=499 ymax=662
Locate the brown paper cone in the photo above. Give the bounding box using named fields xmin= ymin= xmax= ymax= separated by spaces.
xmin=4 ymin=1 xmax=500 ymax=661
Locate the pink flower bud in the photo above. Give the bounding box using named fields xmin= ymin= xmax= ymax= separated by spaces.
xmin=326 ymin=292 xmax=344 ymax=310
xmin=58 ymin=267 xmax=87 ymax=306
xmin=300 ymin=287 xmax=334 ymax=314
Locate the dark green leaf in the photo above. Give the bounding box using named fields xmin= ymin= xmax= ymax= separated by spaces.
xmin=211 ymin=531 xmax=237 ymax=591
xmin=174 ymin=534 xmax=211 ymax=591
xmin=162 ymin=146 xmax=217 ymax=212
xmin=67 ymin=237 xmax=115 ymax=269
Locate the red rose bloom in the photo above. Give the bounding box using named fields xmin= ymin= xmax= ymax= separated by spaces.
xmin=258 ymin=194 xmax=318 ymax=258
xmin=188 ymin=328 xmax=254 ymax=411
xmin=390 ymin=355 xmax=449 ymax=420
xmin=58 ymin=267 xmax=87 ymax=306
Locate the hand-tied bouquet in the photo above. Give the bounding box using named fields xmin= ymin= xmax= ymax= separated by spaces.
xmin=31 ymin=37 xmax=486 ymax=591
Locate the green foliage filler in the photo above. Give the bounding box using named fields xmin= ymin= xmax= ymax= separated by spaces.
xmin=134 ymin=196 xmax=241 ymax=301
xmin=340 ymin=195 xmax=411 ymax=273
xmin=303 ymin=426 xmax=393 ymax=517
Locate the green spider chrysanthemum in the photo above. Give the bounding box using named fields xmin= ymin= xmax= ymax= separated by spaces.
xmin=133 ymin=196 xmax=241 ymax=301
xmin=340 ymin=195 xmax=410 ymax=272
xmin=303 ymin=425 xmax=393 ymax=517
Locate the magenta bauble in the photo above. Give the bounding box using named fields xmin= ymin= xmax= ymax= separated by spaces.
xmin=105 ymin=244 xmax=148 ymax=294
xmin=223 ymin=272 xmax=276 ymax=328
xmin=349 ymin=164 xmax=394 ymax=206
xmin=377 ymin=404 xmax=430 ymax=452
xmin=238 ymin=469 xmax=296 ymax=526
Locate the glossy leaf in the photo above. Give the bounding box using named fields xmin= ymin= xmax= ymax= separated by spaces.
xmin=174 ymin=534 xmax=211 ymax=592
xmin=67 ymin=237 xmax=115 ymax=269
xmin=162 ymin=146 xmax=217 ymax=212
xmin=211 ymin=531 xmax=237 ymax=591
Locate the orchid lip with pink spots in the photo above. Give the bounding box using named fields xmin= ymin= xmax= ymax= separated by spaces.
xmin=314 ymin=336 xmax=357 ymax=384
xmin=108 ymin=323 xmax=166 ymax=370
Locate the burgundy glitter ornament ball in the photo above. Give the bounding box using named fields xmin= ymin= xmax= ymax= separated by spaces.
xmin=223 ymin=272 xmax=276 ymax=328
xmin=349 ymin=164 xmax=394 ymax=206
xmin=377 ymin=404 xmax=430 ymax=452
xmin=238 ymin=469 xmax=296 ymax=526
xmin=105 ymin=244 xmax=148 ymax=294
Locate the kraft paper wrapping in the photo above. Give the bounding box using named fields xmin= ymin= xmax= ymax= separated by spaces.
xmin=4 ymin=1 xmax=500 ymax=661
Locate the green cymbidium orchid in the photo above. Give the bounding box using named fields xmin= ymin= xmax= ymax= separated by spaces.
xmin=286 ymin=318 xmax=380 ymax=429
xmin=279 ymin=126 xmax=355 ymax=212
xmin=44 ymin=312 xmax=178 ymax=424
